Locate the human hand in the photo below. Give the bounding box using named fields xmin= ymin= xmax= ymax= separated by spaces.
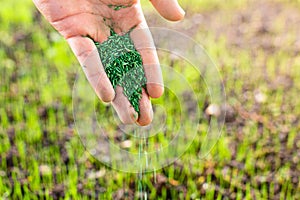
xmin=33 ymin=0 xmax=185 ymax=126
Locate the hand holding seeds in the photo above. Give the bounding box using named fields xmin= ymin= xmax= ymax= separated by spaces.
xmin=33 ymin=0 xmax=185 ymax=126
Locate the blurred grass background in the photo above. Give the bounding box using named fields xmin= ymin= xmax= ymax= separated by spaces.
xmin=1 ymin=0 xmax=300 ymax=199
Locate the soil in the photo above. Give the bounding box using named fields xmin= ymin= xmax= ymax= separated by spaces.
xmin=2 ymin=0 xmax=300 ymax=199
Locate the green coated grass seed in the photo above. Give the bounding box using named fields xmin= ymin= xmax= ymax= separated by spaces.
xmin=95 ymin=29 xmax=147 ymax=114
xmin=108 ymin=4 xmax=130 ymax=10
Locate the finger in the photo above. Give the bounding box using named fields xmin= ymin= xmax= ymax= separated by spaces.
xmin=67 ymin=36 xmax=115 ymax=102
xmin=150 ymin=0 xmax=185 ymax=21
xmin=137 ymin=88 xmax=153 ymax=126
xmin=130 ymin=22 xmax=164 ymax=98
xmin=112 ymin=86 xmax=138 ymax=124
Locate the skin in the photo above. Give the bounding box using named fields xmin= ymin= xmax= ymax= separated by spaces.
xmin=33 ymin=0 xmax=185 ymax=126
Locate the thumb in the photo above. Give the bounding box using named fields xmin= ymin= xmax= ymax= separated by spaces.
xmin=150 ymin=0 xmax=185 ymax=21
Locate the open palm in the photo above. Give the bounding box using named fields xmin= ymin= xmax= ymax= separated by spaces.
xmin=33 ymin=0 xmax=185 ymax=126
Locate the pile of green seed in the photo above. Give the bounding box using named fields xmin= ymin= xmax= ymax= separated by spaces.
xmin=95 ymin=30 xmax=147 ymax=114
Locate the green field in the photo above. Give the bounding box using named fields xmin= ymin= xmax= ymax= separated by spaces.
xmin=0 ymin=0 xmax=300 ymax=199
